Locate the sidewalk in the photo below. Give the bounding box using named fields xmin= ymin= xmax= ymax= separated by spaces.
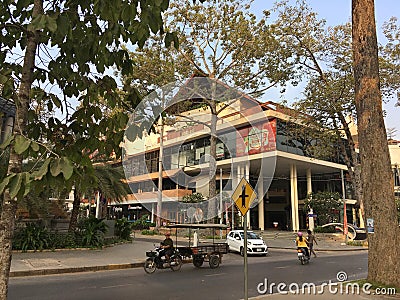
xmin=10 ymin=231 xmax=366 ymax=277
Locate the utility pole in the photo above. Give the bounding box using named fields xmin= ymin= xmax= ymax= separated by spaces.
xmin=156 ymin=116 xmax=164 ymax=229
xmin=341 ymin=170 xmax=348 ymax=242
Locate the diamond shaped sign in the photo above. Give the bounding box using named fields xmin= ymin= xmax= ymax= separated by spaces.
xmin=232 ymin=177 xmax=257 ymax=216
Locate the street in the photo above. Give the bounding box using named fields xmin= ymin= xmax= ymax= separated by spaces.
xmin=8 ymin=250 xmax=367 ymax=300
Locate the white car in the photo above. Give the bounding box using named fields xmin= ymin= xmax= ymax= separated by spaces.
xmin=226 ymin=230 xmax=268 ymax=256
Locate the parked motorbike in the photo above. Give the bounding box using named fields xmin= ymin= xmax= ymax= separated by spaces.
xmin=144 ymin=245 xmax=183 ymax=274
xmin=297 ymin=248 xmax=310 ymax=265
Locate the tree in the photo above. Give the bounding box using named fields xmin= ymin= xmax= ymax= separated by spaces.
xmin=352 ymin=0 xmax=400 ymax=287
xmin=273 ymin=0 xmax=400 ymax=229
xmin=124 ymin=0 xmax=297 ymax=221
xmin=303 ymin=192 xmax=341 ymax=225
xmin=381 ymin=17 xmax=400 ymax=107
xmin=0 ymin=0 xmax=171 ymax=298
xmin=386 ymin=127 xmax=397 ymax=140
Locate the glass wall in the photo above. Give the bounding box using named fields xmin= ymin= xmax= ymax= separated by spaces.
xmin=276 ymin=120 xmax=343 ymax=164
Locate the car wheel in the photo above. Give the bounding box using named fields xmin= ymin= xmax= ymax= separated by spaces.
xmin=240 ymin=247 xmax=244 ymax=257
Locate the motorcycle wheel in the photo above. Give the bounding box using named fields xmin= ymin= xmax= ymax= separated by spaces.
xmin=170 ymin=256 xmax=182 ymax=272
xmin=300 ymin=257 xmax=305 ymax=265
xmin=144 ymin=258 xmax=157 ymax=274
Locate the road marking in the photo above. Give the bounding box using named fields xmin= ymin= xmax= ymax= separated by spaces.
xmin=204 ymin=273 xmax=227 ymax=277
xmin=275 ymin=266 xmax=289 ymax=269
xmin=102 ymin=284 xmax=134 ymax=289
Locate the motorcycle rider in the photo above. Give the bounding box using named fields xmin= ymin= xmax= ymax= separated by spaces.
xmin=160 ymin=232 xmax=174 ymax=262
xmin=296 ymin=231 xmax=310 ymax=258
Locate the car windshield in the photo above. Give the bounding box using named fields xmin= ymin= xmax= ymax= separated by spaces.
xmin=239 ymin=232 xmax=260 ymax=239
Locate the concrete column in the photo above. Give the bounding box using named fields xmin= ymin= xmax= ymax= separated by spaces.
xmin=151 ymin=203 xmax=155 ymax=223
xmin=290 ymin=164 xmax=299 ymax=232
xmin=257 ymin=178 xmax=264 ymax=231
xmin=95 ymin=191 xmax=101 ymax=218
xmin=306 ymin=168 xmax=314 ymax=231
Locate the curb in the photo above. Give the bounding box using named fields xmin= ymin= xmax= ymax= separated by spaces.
xmin=10 ymin=259 xmax=194 ymax=278
xmin=268 ymin=246 xmax=368 ymax=251
xmin=10 ymin=262 xmax=144 ymax=277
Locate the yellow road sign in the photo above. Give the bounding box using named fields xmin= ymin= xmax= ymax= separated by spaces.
xmin=232 ymin=177 xmax=256 ymax=216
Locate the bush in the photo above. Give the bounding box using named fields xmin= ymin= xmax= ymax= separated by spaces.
xmin=141 ymin=229 xmax=157 ymax=235
xmin=48 ymin=232 xmax=79 ymax=249
xmin=313 ymin=225 xmax=337 ymax=233
xmin=115 ymin=218 xmax=132 ymax=240
xmin=13 ymin=223 xmax=50 ymax=252
xmin=76 ymin=216 xmax=108 ymax=248
xmin=131 ymin=214 xmax=154 ymax=230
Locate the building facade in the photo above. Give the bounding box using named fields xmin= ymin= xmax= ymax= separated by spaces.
xmin=115 ymin=85 xmax=356 ymax=231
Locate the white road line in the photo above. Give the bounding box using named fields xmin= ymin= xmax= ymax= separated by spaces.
xmin=204 ymin=273 xmax=227 ymax=277
xmin=102 ymin=284 xmax=134 ymax=289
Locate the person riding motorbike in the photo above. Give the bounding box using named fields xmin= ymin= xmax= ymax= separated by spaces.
xmin=160 ymin=232 xmax=174 ymax=262
xmin=295 ymin=231 xmax=310 ymax=258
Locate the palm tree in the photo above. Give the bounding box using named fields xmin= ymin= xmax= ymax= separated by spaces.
xmin=68 ymin=164 xmax=129 ymax=232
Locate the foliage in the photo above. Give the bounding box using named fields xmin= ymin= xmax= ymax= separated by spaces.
xmin=381 ymin=17 xmax=400 ymax=106
xmin=303 ymin=192 xmax=342 ymax=225
xmin=13 ymin=223 xmax=50 ymax=252
xmin=131 ymin=214 xmax=154 ymax=230
xmin=0 ymin=0 xmax=173 ymax=222
xmin=76 ymin=217 xmax=108 ymax=248
xmin=181 ymin=192 xmax=205 ymax=203
xmin=313 ymin=225 xmax=337 ymax=233
xmin=141 ymin=229 xmax=158 ymax=235
xmin=115 ymin=217 xmax=133 ymax=240
xmin=47 ymin=232 xmax=80 ymax=250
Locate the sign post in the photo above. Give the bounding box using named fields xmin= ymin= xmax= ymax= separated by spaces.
xmin=232 ymin=178 xmax=257 ymax=300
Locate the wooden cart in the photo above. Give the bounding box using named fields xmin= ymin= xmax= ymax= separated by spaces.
xmin=166 ymin=223 xmax=229 ymax=269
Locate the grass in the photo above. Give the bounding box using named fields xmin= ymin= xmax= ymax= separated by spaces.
xmin=346 ymin=240 xmax=368 ymax=247
xmin=348 ymin=279 xmax=399 ymax=294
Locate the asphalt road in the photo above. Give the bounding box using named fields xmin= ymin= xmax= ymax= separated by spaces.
xmin=8 ymin=250 xmax=367 ymax=300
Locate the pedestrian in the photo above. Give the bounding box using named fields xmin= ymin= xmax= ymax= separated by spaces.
xmin=307 ymin=229 xmax=318 ymax=258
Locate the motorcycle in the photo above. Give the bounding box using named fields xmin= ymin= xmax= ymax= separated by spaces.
xmin=144 ymin=245 xmax=183 ymax=274
xmin=297 ymin=248 xmax=310 ymax=265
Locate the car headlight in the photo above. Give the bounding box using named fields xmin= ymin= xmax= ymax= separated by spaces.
xmin=247 ymin=241 xmax=251 ymax=245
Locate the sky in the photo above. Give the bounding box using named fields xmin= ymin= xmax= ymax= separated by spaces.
xmin=251 ymin=0 xmax=400 ymax=138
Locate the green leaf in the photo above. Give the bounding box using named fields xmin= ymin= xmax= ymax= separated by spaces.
xmin=27 ymin=14 xmax=46 ymax=31
xmin=45 ymin=15 xmax=58 ymax=32
xmin=23 ymin=173 xmax=32 ymax=197
xmin=60 ymin=157 xmax=74 ymax=180
xmin=50 ymin=158 xmax=62 ymax=177
xmin=0 ymin=134 xmax=13 ymax=149
xmin=125 ymin=124 xmax=138 ymax=141
xmin=14 ymin=135 xmax=31 ymax=154
xmin=33 ymin=158 xmax=51 ymax=180
xmin=31 ymin=141 xmax=40 ymax=152
xmin=9 ymin=173 xmax=23 ymax=199
xmin=0 ymin=175 xmax=14 ymax=195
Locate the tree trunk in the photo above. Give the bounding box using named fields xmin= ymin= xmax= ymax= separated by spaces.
xmin=207 ymin=89 xmax=217 ymax=222
xmin=352 ymin=0 xmax=400 ymax=287
xmin=0 ymin=1 xmax=42 ymax=298
xmin=69 ymin=188 xmax=81 ymax=232
xmin=337 ymin=112 xmax=365 ymax=227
